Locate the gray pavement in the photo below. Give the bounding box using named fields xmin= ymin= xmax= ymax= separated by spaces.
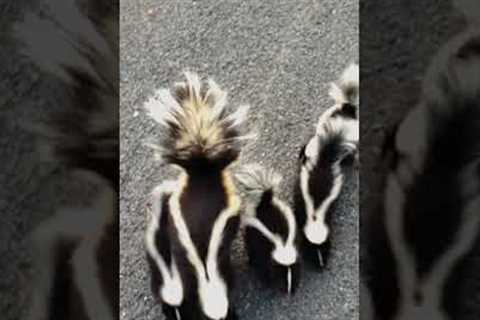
xmin=120 ymin=1 xmax=359 ymax=319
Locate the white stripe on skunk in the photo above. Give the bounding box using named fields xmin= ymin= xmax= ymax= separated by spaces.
xmin=236 ymin=165 xmax=300 ymax=293
xmin=143 ymin=72 xmax=249 ymax=319
xmin=297 ymin=63 xmax=359 ymax=267
xmin=145 ymin=181 xmax=184 ymax=307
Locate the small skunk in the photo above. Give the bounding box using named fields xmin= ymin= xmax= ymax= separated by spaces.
xmin=235 ymin=165 xmax=301 ymax=295
xmin=363 ymin=1 xmax=480 ymax=319
xmin=14 ymin=0 xmax=118 ymax=319
xmin=144 ymin=72 xmax=251 ymax=320
xmin=295 ymin=63 xmax=359 ymax=268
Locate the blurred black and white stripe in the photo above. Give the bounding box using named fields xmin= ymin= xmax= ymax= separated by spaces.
xmin=13 ymin=0 xmax=118 ymax=319
xmin=363 ymin=0 xmax=480 ymax=319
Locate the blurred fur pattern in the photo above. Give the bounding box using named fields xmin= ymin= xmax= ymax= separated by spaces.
xmin=363 ymin=1 xmax=480 ymax=319
xmin=15 ymin=0 xmax=118 ymax=188
xmin=14 ymin=0 xmax=118 ymax=319
xmin=144 ymin=72 xmax=251 ymax=320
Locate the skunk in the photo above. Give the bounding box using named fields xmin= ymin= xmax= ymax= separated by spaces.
xmin=14 ymin=1 xmax=118 ymax=320
xmin=236 ymin=165 xmax=301 ymax=295
xmin=295 ymin=63 xmax=359 ymax=268
xmin=362 ymin=1 xmax=480 ymax=319
xmin=144 ymin=72 xmax=251 ymax=320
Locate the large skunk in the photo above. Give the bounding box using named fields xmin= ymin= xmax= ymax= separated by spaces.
xmin=295 ymin=63 xmax=359 ymax=268
xmin=144 ymin=72 xmax=251 ymax=320
xmin=236 ymin=165 xmax=301 ymax=295
xmin=362 ymin=1 xmax=480 ymax=319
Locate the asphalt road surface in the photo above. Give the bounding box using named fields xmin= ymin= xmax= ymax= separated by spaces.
xmin=120 ymin=1 xmax=359 ymax=319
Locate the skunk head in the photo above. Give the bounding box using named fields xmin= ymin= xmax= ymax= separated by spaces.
xmin=303 ymin=221 xmax=332 ymax=268
xmin=147 ymin=178 xmax=239 ymax=320
xmin=267 ymin=203 xmax=301 ymax=294
xmin=243 ymin=198 xmax=301 ymax=294
xmin=162 ymin=171 xmax=241 ymax=320
xmin=299 ymin=177 xmax=334 ymax=269
xmin=270 ymin=256 xmax=301 ymax=295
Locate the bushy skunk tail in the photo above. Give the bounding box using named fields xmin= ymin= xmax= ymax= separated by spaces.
xmin=307 ymin=117 xmax=357 ymax=168
xmin=328 ymin=63 xmax=359 ymax=107
xmin=145 ymin=72 xmax=250 ymax=170
xmin=235 ymin=164 xmax=282 ymax=198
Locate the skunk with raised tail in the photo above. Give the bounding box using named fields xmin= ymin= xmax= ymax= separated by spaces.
xmin=295 ymin=63 xmax=359 ymax=268
xmin=144 ymin=72 xmax=251 ymax=320
xmin=236 ymin=165 xmax=301 ymax=295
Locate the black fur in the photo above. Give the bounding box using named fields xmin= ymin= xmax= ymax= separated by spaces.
xmin=180 ymin=171 xmax=228 ymax=260
xmin=245 ymin=190 xmax=301 ymax=294
xmin=145 ymin=74 xmax=247 ymax=320
xmin=308 ymin=133 xmax=346 ymax=209
xmin=147 ymin=173 xmax=240 ymax=320
xmin=331 ymin=103 xmax=358 ymax=120
xmin=295 ymin=129 xmax=351 ymax=268
xmin=146 ymin=194 xmax=172 ymax=303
